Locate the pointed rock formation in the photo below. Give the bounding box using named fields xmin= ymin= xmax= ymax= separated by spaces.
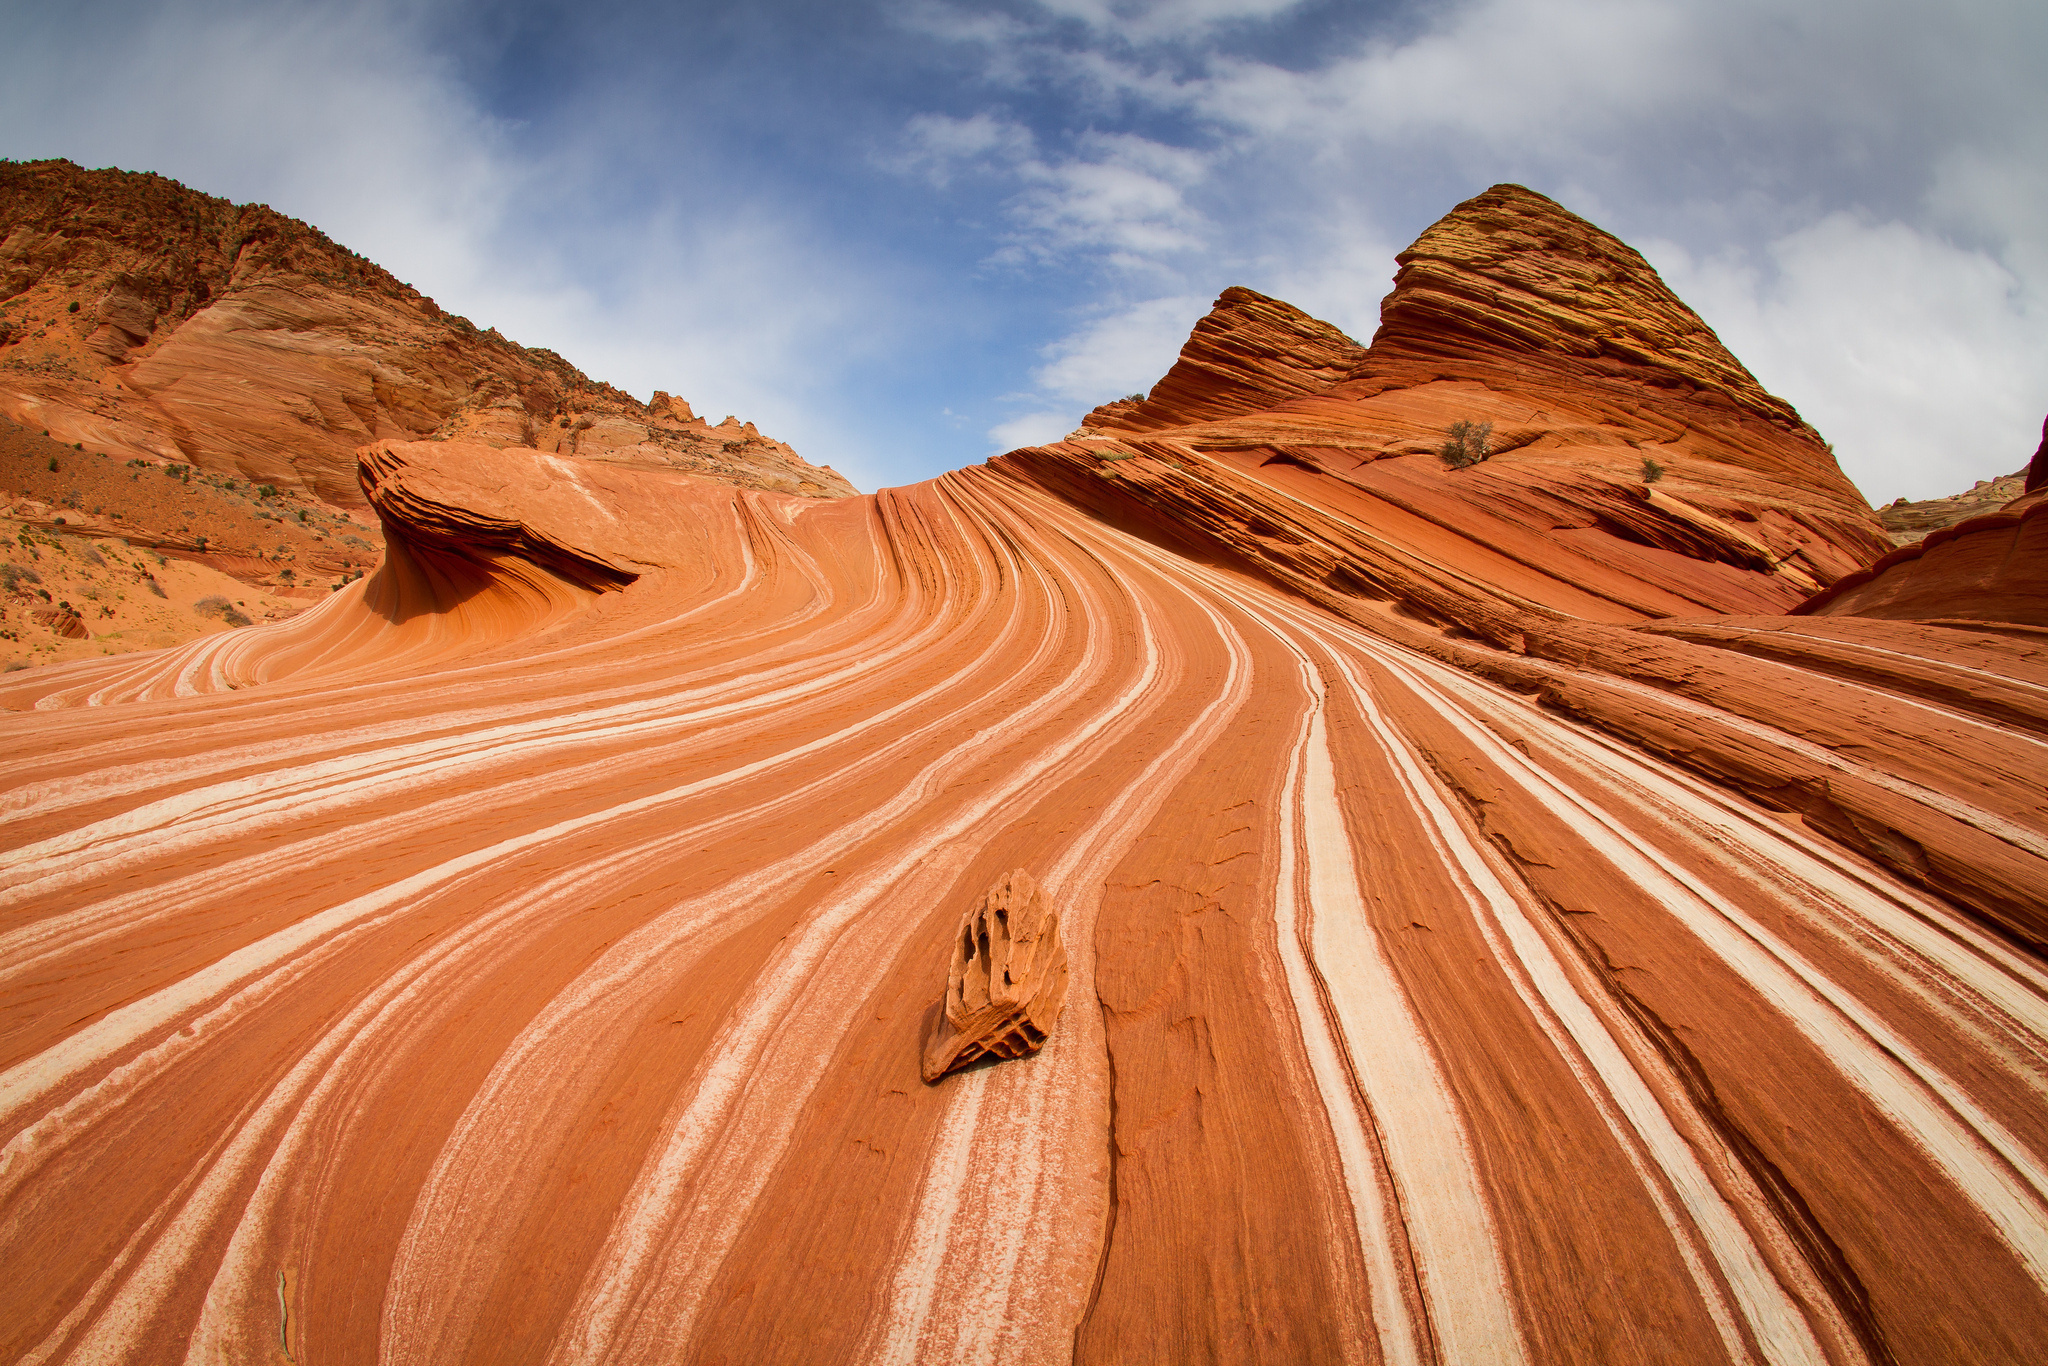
xmin=922 ymin=870 xmax=1069 ymax=1082
xmin=1003 ymin=184 xmax=1888 ymax=636
xmin=1077 ymin=287 xmax=1367 ymax=435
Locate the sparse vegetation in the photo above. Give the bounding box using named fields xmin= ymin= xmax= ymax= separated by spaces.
xmin=192 ymin=595 xmax=252 ymax=626
xmin=257 ymin=484 xmax=277 ymax=498
xmin=47 ymin=456 xmax=58 ymax=472
xmin=1641 ymin=456 xmax=1665 ymax=483
xmin=1438 ymin=419 xmax=1494 ymax=470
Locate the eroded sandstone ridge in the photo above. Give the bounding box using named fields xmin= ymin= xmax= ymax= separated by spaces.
xmin=0 ymin=160 xmax=855 ymax=504
xmin=3 ymin=183 xmax=2045 ymax=1366
xmin=922 ymin=870 xmax=1070 ymax=1082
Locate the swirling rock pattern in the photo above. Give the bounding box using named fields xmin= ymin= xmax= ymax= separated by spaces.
xmin=2 ymin=185 xmax=2046 ymax=1365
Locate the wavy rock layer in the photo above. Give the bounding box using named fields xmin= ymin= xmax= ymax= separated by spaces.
xmin=3 ymin=187 xmax=2046 ymax=1365
xmin=0 ymin=160 xmax=855 ymax=503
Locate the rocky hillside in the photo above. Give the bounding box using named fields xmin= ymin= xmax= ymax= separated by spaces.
xmin=3 ymin=184 xmax=2045 ymax=1366
xmin=0 ymin=159 xmax=855 ymax=505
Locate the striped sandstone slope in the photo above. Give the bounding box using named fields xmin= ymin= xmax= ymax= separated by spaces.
xmin=1 ymin=187 xmax=2045 ymax=1365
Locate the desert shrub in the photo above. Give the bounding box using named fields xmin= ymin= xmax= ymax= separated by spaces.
xmin=221 ymin=609 xmax=252 ymax=627
xmin=1641 ymin=456 xmax=1665 ymax=483
xmin=257 ymin=484 xmax=278 ymax=498
xmin=83 ymin=547 xmax=106 ymax=567
xmin=278 ymin=567 xmax=295 ymax=582
xmin=67 ymin=301 xmax=79 ymax=314
xmin=1 ymin=564 xmax=42 ymax=589
xmin=1438 ymin=419 xmax=1494 ymax=470
xmin=1123 ymin=393 xmax=1146 ymax=403
xmin=193 ymin=595 xmax=232 ymax=616
xmin=147 ymin=579 xmax=166 ymax=598
xmin=47 ymin=457 xmax=58 ymax=472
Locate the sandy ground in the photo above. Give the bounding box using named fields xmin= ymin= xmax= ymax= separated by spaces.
xmin=0 ymin=416 xmax=380 ymax=671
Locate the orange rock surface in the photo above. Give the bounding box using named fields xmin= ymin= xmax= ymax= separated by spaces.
xmin=0 ymin=160 xmax=856 ymax=505
xmin=922 ymin=869 xmax=1070 ymax=1082
xmin=2 ymin=184 xmax=2045 ymax=1365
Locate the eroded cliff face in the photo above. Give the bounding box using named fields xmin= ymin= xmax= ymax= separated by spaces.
xmin=3 ymin=184 xmax=2045 ymax=1366
xmin=0 ymin=160 xmax=856 ymax=505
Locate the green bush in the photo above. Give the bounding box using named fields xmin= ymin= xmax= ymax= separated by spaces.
xmin=1438 ymin=419 xmax=1494 ymax=470
xmin=46 ymin=457 xmax=58 ymax=472
xmin=1641 ymin=456 xmax=1665 ymax=483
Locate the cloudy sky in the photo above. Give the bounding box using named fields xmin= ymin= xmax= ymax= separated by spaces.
xmin=3 ymin=0 xmax=2042 ymax=501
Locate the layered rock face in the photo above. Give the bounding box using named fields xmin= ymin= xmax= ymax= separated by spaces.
xmin=0 ymin=160 xmax=855 ymax=505
xmin=3 ymin=185 xmax=2046 ymax=1366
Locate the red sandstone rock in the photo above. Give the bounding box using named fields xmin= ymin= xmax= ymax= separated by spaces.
xmin=28 ymin=605 xmax=86 ymax=638
xmin=1077 ymin=286 xmax=1367 ymax=435
xmin=0 ymin=160 xmax=857 ymax=505
xmin=1799 ymin=485 xmax=2048 ymax=627
xmin=922 ymin=869 xmax=1069 ymax=1082
xmin=0 ymin=182 xmax=2043 ymax=1366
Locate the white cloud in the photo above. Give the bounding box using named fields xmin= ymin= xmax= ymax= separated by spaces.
xmin=1031 ymin=294 xmax=1207 ymax=405
xmin=890 ymin=112 xmax=1036 ymax=186
xmin=988 ymin=411 xmax=1078 ymax=452
xmin=980 ymin=294 xmax=1207 ymax=453
xmin=1029 ymin=0 xmax=1312 ymax=41
xmin=1001 ymin=133 xmax=1213 ymax=270
xmin=1647 ymin=218 xmax=2048 ymax=504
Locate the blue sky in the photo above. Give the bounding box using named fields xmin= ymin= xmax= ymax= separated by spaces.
xmin=3 ymin=0 xmax=2043 ymax=501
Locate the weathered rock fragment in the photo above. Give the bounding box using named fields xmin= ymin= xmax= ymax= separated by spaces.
xmin=921 ymin=870 xmax=1069 ymax=1082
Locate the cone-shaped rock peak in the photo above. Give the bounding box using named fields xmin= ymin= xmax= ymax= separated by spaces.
xmin=1366 ymin=182 xmax=1813 ymax=437
xmin=1080 ymin=286 xmax=1367 ymax=435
